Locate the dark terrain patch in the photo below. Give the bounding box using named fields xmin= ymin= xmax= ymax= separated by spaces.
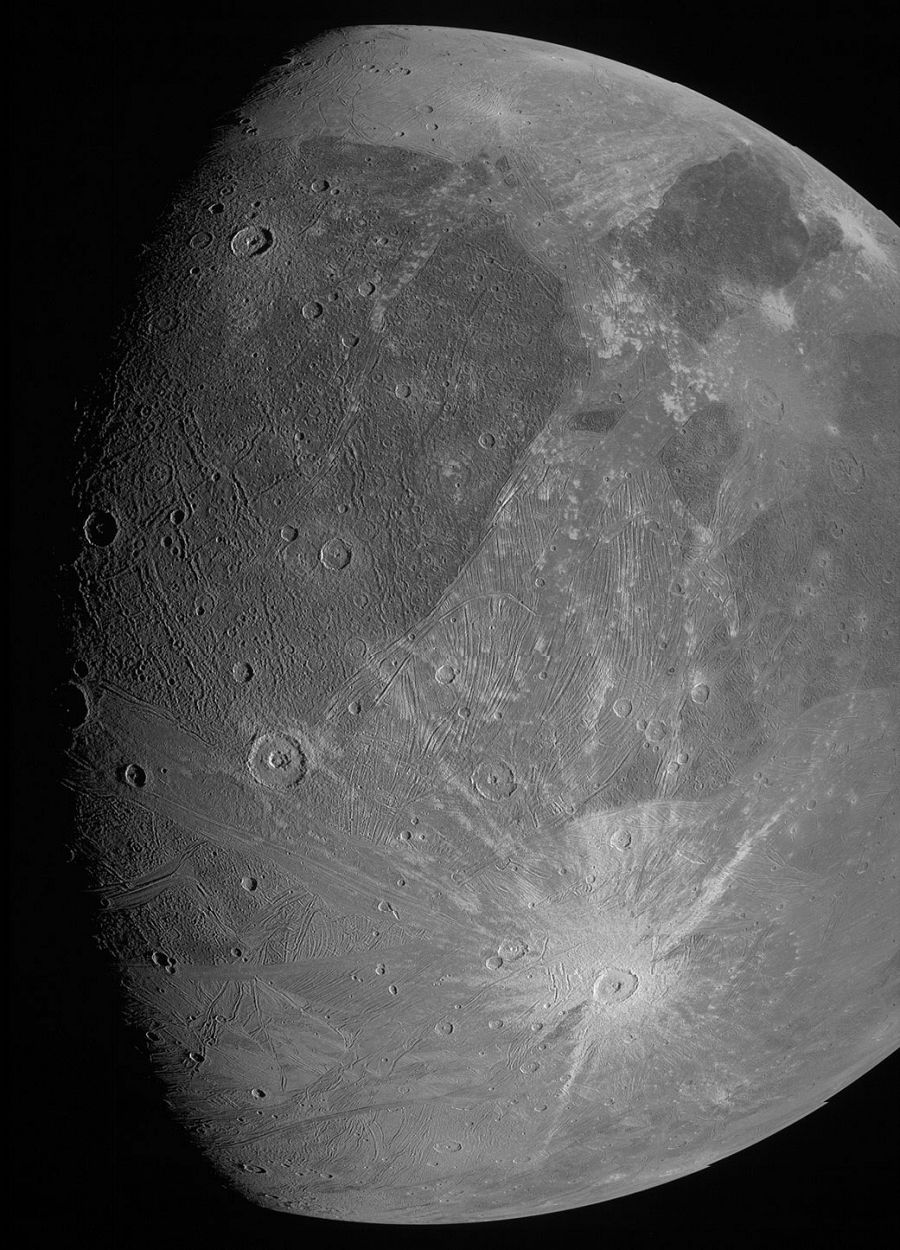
xmin=723 ymin=330 xmax=900 ymax=711
xmin=570 ymin=408 xmax=621 ymax=435
xmin=614 ymin=148 xmax=835 ymax=341
xmin=658 ymin=402 xmax=741 ymax=525
xmin=836 ymin=331 xmax=900 ymax=446
xmin=461 ymin=155 xmax=491 ymax=186
xmin=806 ymin=215 xmax=844 ymax=263
xmin=668 ymin=337 xmax=898 ymax=787
xmin=72 ymin=137 xmax=578 ymax=718
xmin=57 ymin=681 xmax=90 ymax=732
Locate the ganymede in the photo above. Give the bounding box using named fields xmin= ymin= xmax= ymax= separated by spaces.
xmin=65 ymin=24 xmax=899 ymax=1223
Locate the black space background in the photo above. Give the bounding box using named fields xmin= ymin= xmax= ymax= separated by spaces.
xmin=9 ymin=3 xmax=899 ymax=1244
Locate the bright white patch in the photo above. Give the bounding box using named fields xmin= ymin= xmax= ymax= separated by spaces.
xmin=661 ymin=391 xmax=689 ymax=423
xmin=833 ymin=207 xmax=893 ymax=272
xmin=674 ymin=805 xmax=789 ymax=934
xmin=596 ymin=313 xmax=642 ymax=360
xmin=759 ymin=289 xmax=795 ymax=331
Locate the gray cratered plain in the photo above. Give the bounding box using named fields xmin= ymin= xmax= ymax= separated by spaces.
xmin=65 ymin=24 xmax=899 ymax=1224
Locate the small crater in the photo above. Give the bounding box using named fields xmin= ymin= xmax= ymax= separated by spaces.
xmin=320 ymin=538 xmax=352 ymax=570
xmin=690 ymin=683 xmax=710 ymax=704
xmin=247 ymin=732 xmax=307 ymax=790
xmin=148 ymin=310 xmax=179 ymax=335
xmin=230 ymin=225 xmax=273 ymax=258
xmin=593 ymin=968 xmax=638 ymax=1004
xmin=231 ymin=661 xmax=254 ymax=684
xmin=484 ymin=955 xmax=504 ymax=971
xmin=435 ymin=664 xmax=456 ymax=684
xmin=434 ymin=1020 xmax=455 ymax=1036
xmin=123 ymin=763 xmax=146 ymax=788
xmin=240 ymin=876 xmax=258 ymax=892
xmin=83 ymin=509 xmax=118 ymax=546
xmin=610 ymin=829 xmax=632 ymax=851
xmin=302 ymin=301 xmax=324 ymax=320
xmin=497 ymin=939 xmax=527 ymax=961
xmin=472 ymin=759 xmax=516 ymax=800
xmin=612 ymin=697 xmax=632 ymax=718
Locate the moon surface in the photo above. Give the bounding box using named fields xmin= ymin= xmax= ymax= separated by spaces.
xmin=66 ymin=24 xmax=899 ymax=1224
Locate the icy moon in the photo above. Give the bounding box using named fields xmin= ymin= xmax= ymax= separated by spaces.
xmin=66 ymin=24 xmax=899 ymax=1223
